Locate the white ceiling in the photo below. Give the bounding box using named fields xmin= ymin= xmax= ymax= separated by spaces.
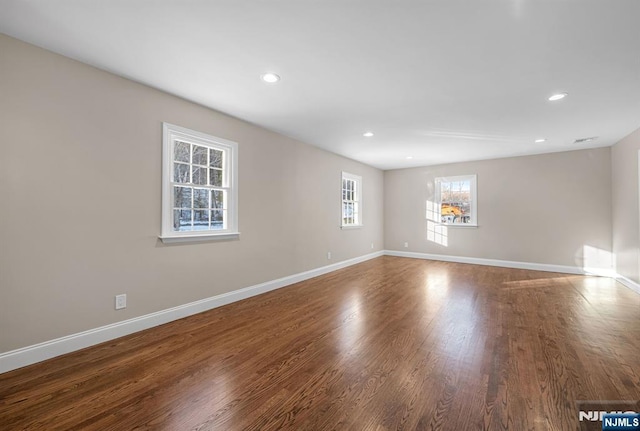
xmin=1 ymin=0 xmax=639 ymax=170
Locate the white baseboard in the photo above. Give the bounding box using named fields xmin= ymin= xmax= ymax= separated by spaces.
xmin=0 ymin=251 xmax=384 ymax=374
xmin=616 ymin=274 xmax=640 ymax=295
xmin=2 ymin=249 xmax=635 ymax=374
xmin=383 ymin=250 xmax=586 ymax=275
xmin=384 ymin=250 xmax=637 ymax=294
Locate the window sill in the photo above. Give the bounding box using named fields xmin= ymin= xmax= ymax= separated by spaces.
xmin=159 ymin=232 xmax=240 ymax=244
xmin=439 ymin=223 xmax=478 ymax=228
xmin=341 ymin=225 xmax=364 ymax=230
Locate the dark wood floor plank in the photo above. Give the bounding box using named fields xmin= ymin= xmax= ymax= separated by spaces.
xmin=1 ymin=256 xmax=639 ymax=430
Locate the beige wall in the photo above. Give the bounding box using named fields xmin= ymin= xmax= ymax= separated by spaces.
xmin=612 ymin=127 xmax=640 ymax=284
xmin=384 ymin=149 xmax=612 ymax=268
xmin=0 ymin=34 xmax=384 ymax=352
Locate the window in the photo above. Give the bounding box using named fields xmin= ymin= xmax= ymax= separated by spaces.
xmin=434 ymin=175 xmax=477 ymax=226
xmin=160 ymin=123 xmax=239 ymax=242
xmin=341 ymin=172 xmax=362 ymax=228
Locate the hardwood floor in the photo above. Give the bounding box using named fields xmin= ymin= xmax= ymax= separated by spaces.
xmin=1 ymin=256 xmax=639 ymax=430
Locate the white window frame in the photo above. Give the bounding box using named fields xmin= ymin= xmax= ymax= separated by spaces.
xmin=160 ymin=123 xmax=239 ymax=243
xmin=341 ymin=172 xmax=363 ymax=228
xmin=434 ymin=174 xmax=478 ymax=227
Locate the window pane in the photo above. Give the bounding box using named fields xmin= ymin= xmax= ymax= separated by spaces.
xmin=344 ymin=202 xmax=354 ymax=225
xmin=192 ymin=167 xmax=207 ymax=185
xmin=193 ymin=210 xmax=209 ymax=230
xmin=439 ymin=178 xmax=474 ymax=224
xmin=210 ymin=149 xmax=223 ymax=168
xmin=193 ymin=188 xmax=209 ymax=208
xmin=211 ymin=210 xmax=224 ymax=230
xmin=212 ymin=190 xmax=224 ymax=209
xmin=209 ymin=168 xmax=222 ymax=187
xmin=173 ymin=209 xmax=192 ymax=231
xmin=174 ymin=141 xmax=190 ymax=163
xmin=174 ymin=163 xmax=190 ymax=183
xmin=174 ymin=186 xmax=192 ymax=208
xmin=193 ymin=145 xmax=208 ymax=166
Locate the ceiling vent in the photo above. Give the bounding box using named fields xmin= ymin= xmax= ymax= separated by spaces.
xmin=573 ymin=136 xmax=598 ymax=144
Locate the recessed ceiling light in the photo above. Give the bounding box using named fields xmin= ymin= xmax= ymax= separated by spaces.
xmin=535 ymin=138 xmax=546 ymax=143
xmin=406 ymin=156 xmax=413 ymax=160
xmin=548 ymin=92 xmax=567 ymax=101
xmin=260 ymin=73 xmax=280 ymax=83
xmin=363 ymin=132 xmax=374 ymax=137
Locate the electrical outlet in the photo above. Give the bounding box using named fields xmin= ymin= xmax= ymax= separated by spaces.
xmin=371 ymin=242 xmax=374 ymax=249
xmin=115 ymin=294 xmax=127 ymax=310
xmin=404 ymin=242 xmax=409 ymax=248
xmin=327 ymin=251 xmax=331 ymax=260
